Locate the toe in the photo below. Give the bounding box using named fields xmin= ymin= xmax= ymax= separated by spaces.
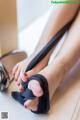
xmin=24 ymin=98 xmax=38 ymax=111
xmin=28 ymin=80 xmax=43 ymax=97
xmin=26 ymin=70 xmax=33 ymax=78
xmin=21 ymin=73 xmax=28 ymax=82
xmin=15 ymin=80 xmax=20 ymax=86
xmin=14 ymin=68 xmax=20 ymax=81
xmin=12 ymin=63 xmax=19 ymax=76
xmin=18 ymin=84 xmax=24 ymax=92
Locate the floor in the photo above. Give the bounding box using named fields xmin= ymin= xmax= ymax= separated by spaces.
xmin=0 ymin=8 xmax=80 ymax=120
xmin=0 ymin=58 xmax=80 ymax=120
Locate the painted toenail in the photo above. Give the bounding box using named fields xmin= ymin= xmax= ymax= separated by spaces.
xmin=17 ymin=83 xmax=20 ymax=86
xmin=24 ymin=104 xmax=27 ymax=108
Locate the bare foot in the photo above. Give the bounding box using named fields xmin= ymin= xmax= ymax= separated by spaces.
xmin=12 ymin=53 xmax=49 ymax=92
xmin=23 ymin=58 xmax=65 ymax=111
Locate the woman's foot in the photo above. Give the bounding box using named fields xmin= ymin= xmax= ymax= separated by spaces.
xmin=23 ymin=58 xmax=65 ymax=111
xmin=12 ymin=53 xmax=49 ymax=92
xmin=23 ymin=11 xmax=80 ymax=111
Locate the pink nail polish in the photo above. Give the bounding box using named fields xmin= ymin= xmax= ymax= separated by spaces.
xmin=24 ymin=73 xmax=28 ymax=77
xmin=24 ymin=105 xmax=27 ymax=108
xmin=19 ymin=88 xmax=24 ymax=92
xmin=17 ymin=83 xmax=20 ymax=86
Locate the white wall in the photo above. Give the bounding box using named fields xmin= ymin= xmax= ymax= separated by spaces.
xmin=16 ymin=0 xmax=50 ymax=31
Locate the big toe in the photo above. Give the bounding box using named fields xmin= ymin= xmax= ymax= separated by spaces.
xmin=28 ymin=80 xmax=43 ymax=97
xmin=24 ymin=98 xmax=38 ymax=111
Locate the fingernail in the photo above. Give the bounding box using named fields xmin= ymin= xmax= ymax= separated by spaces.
xmin=24 ymin=72 xmax=26 ymax=75
xmin=19 ymin=87 xmax=23 ymax=91
xmin=24 ymin=73 xmax=28 ymax=78
xmin=22 ymin=76 xmax=28 ymax=82
xmin=19 ymin=85 xmax=24 ymax=92
xmin=17 ymin=82 xmax=20 ymax=86
xmin=20 ymin=89 xmax=24 ymax=92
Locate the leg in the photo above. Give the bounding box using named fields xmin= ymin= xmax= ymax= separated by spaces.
xmin=40 ymin=11 xmax=80 ymax=99
xmin=12 ymin=4 xmax=79 ymax=92
xmin=25 ymin=11 xmax=80 ymax=111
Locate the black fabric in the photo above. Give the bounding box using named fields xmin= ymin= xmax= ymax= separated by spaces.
xmin=30 ymin=74 xmax=50 ymax=114
xmin=12 ymin=74 xmax=50 ymax=114
xmin=21 ymin=18 xmax=74 ymax=90
xmin=12 ymin=18 xmax=75 ymax=114
xmin=20 ymin=79 xmax=28 ymax=90
xmin=25 ymin=18 xmax=74 ymax=72
xmin=12 ymin=89 xmax=35 ymax=105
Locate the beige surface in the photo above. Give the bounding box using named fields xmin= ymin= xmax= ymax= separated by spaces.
xmin=0 ymin=0 xmax=17 ymax=56
xmin=1 ymin=51 xmax=27 ymax=74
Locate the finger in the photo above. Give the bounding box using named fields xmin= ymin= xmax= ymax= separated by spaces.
xmin=26 ymin=70 xmax=33 ymax=78
xmin=21 ymin=73 xmax=28 ymax=82
xmin=16 ymin=73 xmax=28 ymax=90
xmin=17 ymin=76 xmax=21 ymax=86
xmin=14 ymin=68 xmax=20 ymax=81
xmin=15 ymin=80 xmax=20 ymax=86
xmin=12 ymin=64 xmax=19 ymax=75
xmin=18 ymin=84 xmax=24 ymax=92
